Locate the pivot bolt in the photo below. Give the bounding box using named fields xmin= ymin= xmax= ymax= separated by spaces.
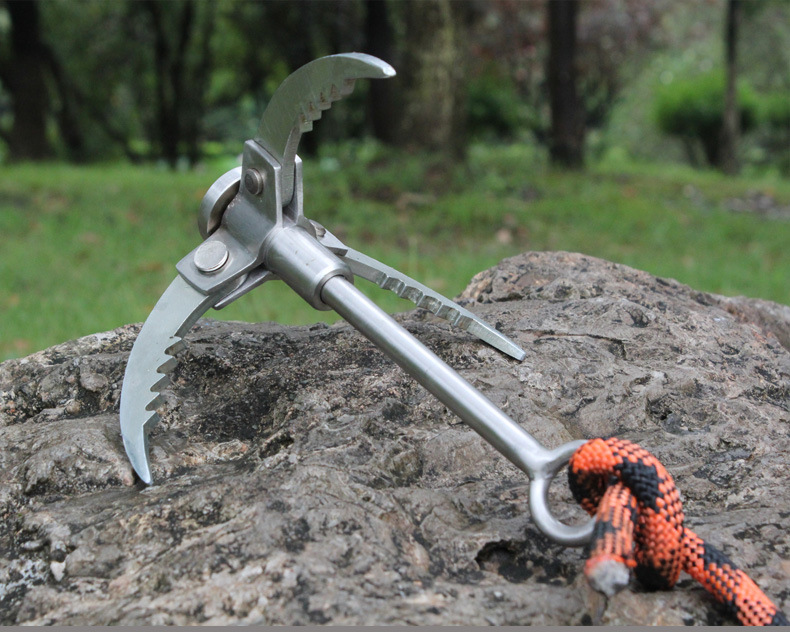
xmin=244 ymin=168 xmax=265 ymax=195
xmin=194 ymin=241 xmax=229 ymax=273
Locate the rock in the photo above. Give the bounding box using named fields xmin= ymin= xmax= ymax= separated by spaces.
xmin=49 ymin=563 xmax=65 ymax=583
xmin=726 ymin=190 xmax=790 ymax=221
xmin=0 ymin=251 xmax=788 ymax=625
xmin=713 ymin=295 xmax=790 ymax=353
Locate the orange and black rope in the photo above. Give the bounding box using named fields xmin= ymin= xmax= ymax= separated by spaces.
xmin=568 ymin=437 xmax=788 ymax=626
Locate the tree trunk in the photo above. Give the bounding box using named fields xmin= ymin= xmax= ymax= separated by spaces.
xmin=183 ymin=2 xmax=215 ymax=166
xmin=142 ymin=1 xmax=177 ymax=167
xmin=43 ymin=47 xmax=86 ymax=162
xmin=720 ymin=0 xmax=741 ymax=175
xmin=141 ymin=0 xmax=202 ymax=168
xmin=364 ymin=0 xmax=400 ymax=145
xmin=547 ymin=0 xmax=584 ymax=169
xmin=0 ymin=0 xmax=54 ymax=161
xmin=397 ymin=0 xmax=466 ymax=157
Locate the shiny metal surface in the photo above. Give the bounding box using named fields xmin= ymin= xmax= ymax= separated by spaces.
xmin=254 ymin=53 xmax=395 ymax=205
xmin=197 ymin=167 xmax=241 ymax=239
xmin=193 ymin=241 xmax=229 ymax=273
xmin=119 ymin=52 xmax=591 ymax=545
xmin=263 ymin=225 xmax=353 ymax=310
xmin=120 ymin=275 xmax=219 ymax=484
xmin=321 ymin=276 xmax=593 ymax=546
xmin=336 ymin=241 xmax=526 ymax=361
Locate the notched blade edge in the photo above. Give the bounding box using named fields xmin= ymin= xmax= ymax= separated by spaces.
xmin=341 ymin=247 xmax=527 ymax=361
xmin=255 ymin=53 xmax=394 ymax=168
xmin=120 ymin=275 xmax=219 ymax=484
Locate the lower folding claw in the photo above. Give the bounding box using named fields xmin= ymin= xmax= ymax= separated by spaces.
xmin=120 ymin=275 xmax=220 ymax=483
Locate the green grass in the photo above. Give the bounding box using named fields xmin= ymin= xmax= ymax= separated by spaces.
xmin=1 ymin=142 xmax=789 ymax=361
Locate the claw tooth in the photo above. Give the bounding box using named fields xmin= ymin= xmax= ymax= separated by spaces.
xmin=145 ymin=395 xmax=165 ymax=412
xmin=403 ymin=287 xmax=423 ymax=303
xmin=318 ymin=91 xmax=332 ymax=109
xmin=437 ymin=306 xmax=463 ymax=327
xmin=158 ymin=356 xmax=179 ymax=374
xmin=417 ymin=296 xmax=440 ymax=313
xmin=143 ymin=411 xmax=161 ymax=430
xmin=341 ymin=78 xmax=356 ymax=96
xmin=151 ymin=373 xmax=172 ymax=393
xmin=165 ymin=339 xmax=187 ymax=356
xmin=383 ymin=277 xmax=404 ymax=294
xmin=299 ymin=117 xmax=315 ymax=134
xmin=150 ymin=335 xmax=188 ymax=393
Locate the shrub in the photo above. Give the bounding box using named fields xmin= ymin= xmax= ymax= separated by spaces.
xmin=757 ymin=92 xmax=790 ymax=175
xmin=654 ymin=71 xmax=758 ymax=169
xmin=466 ymin=69 xmax=532 ymax=141
xmin=759 ymin=92 xmax=790 ymax=129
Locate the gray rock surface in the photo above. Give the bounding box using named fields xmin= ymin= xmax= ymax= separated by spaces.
xmin=1 ymin=251 xmax=788 ymax=625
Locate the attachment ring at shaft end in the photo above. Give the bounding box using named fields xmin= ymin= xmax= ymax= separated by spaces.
xmin=528 ymin=440 xmax=594 ymax=546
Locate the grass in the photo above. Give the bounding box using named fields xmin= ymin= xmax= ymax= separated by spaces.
xmin=1 ymin=141 xmax=789 ymax=361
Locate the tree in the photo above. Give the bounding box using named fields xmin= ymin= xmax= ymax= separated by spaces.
xmin=0 ymin=0 xmax=53 ymax=160
xmin=0 ymin=0 xmax=88 ymax=161
xmin=719 ymin=0 xmax=742 ymax=175
xmin=138 ymin=0 xmax=215 ymax=167
xmin=396 ymin=0 xmax=468 ymax=157
xmin=364 ymin=0 xmax=400 ymax=145
xmin=547 ymin=0 xmax=584 ymax=168
xmin=38 ymin=1 xmax=150 ymax=162
xmin=654 ymin=71 xmax=757 ymax=169
xmin=466 ymin=1 xmax=666 ymax=148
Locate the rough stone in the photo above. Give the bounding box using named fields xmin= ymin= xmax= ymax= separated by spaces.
xmin=0 ymin=251 xmax=788 ymax=625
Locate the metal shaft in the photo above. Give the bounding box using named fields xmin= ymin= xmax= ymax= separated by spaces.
xmin=322 ymin=276 xmax=549 ymax=477
xmin=320 ymin=275 xmax=592 ymax=546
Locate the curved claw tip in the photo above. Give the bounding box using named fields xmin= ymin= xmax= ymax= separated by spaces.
xmin=335 ymin=52 xmax=396 ymax=78
xmin=137 ymin=468 xmax=153 ymax=486
xmin=122 ymin=430 xmax=153 ymax=485
xmin=379 ymin=62 xmax=396 ymax=78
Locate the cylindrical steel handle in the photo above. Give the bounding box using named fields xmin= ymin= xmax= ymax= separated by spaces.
xmin=320 ymin=275 xmax=593 ymax=546
xmin=265 ymin=225 xmax=354 ymax=310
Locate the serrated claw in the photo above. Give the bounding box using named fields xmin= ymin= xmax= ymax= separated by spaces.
xmin=255 ymin=53 xmax=395 ymax=204
xmin=120 ymin=275 xmax=219 ymax=484
xmin=334 ymin=244 xmax=526 ymax=361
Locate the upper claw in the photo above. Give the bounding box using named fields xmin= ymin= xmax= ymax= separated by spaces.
xmin=255 ymin=53 xmax=395 ymax=205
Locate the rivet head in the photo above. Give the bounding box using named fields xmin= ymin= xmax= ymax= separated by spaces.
xmin=194 ymin=241 xmax=229 ymax=273
xmin=244 ymin=169 xmax=265 ymax=195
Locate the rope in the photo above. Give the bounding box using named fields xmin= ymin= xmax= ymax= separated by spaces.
xmin=568 ymin=437 xmax=788 ymax=626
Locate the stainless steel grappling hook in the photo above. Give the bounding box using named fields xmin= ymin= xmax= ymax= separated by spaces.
xmin=120 ymin=53 xmax=594 ymax=546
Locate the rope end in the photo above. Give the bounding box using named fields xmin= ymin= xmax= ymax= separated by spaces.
xmin=585 ymin=555 xmax=632 ymax=598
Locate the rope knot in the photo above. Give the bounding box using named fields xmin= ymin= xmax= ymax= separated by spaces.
xmin=568 ymin=437 xmax=787 ymax=626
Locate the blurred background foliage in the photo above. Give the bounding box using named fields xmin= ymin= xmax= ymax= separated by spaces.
xmin=0 ymin=0 xmax=789 ymax=360
xmin=1 ymin=0 xmax=788 ymax=172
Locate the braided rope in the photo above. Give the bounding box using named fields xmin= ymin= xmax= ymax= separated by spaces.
xmin=568 ymin=437 xmax=788 ymax=626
